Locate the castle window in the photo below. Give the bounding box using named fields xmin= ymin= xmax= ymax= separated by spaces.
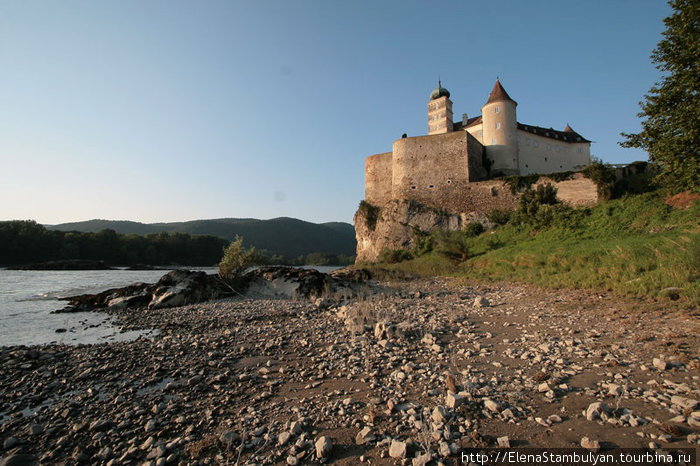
xmin=546 ymin=144 xmax=551 ymax=151
xmin=411 ymin=185 xmax=416 ymax=190
xmin=525 ymin=164 xmax=529 ymax=168
xmin=534 ymin=141 xmax=539 ymax=148
xmin=479 ymin=130 xmax=483 ymax=137
xmin=526 ymin=138 xmax=531 ymax=145
xmin=544 ymin=157 xmax=548 ymax=161
xmin=494 ymin=106 xmax=500 ymax=113
xmin=517 ymin=135 xmax=521 ymax=142
xmin=492 ymin=138 xmax=497 ymax=145
xmin=447 ymin=180 xmax=452 ymax=184
xmin=556 ymin=146 xmax=561 ymax=152
xmin=577 ymin=148 xmax=583 ymax=153
xmin=428 ymin=184 xmax=434 ymax=189
xmin=495 ymin=122 xmax=501 ymax=130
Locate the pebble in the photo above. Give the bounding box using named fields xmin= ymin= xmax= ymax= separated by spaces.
xmin=581 ymin=437 xmax=600 ymax=451
xmin=389 ymin=439 xmax=407 ymax=459
xmin=0 ymin=277 xmax=696 ymax=465
xmin=315 ymin=436 xmax=333 ymax=459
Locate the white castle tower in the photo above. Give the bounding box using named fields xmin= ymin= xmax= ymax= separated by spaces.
xmin=481 ymin=79 xmax=519 ymax=175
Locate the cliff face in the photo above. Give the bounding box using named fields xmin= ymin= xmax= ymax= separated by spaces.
xmin=354 ymin=200 xmax=485 ymax=262
xmin=354 ymin=174 xmax=599 ymax=263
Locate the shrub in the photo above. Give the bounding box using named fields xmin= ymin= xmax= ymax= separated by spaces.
xmin=464 ymin=221 xmax=485 ymax=237
xmin=358 ymin=201 xmax=380 ymax=230
xmin=487 ymin=208 xmax=512 ymax=225
xmin=502 ymin=174 xmax=541 ymax=194
xmin=378 ymin=249 xmax=413 ymax=264
xmin=411 ymin=227 xmax=434 ymax=256
xmin=519 ymin=183 xmax=558 ymax=215
xmin=218 ymin=236 xmax=263 ymax=283
xmin=582 ymin=162 xmax=616 ymax=200
xmin=433 ymin=230 xmax=470 ymax=262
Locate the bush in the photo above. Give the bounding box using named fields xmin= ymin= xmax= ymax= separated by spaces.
xmin=218 ymin=236 xmax=263 ymax=282
xmin=411 ymin=227 xmax=434 ymax=256
xmin=433 ymin=230 xmax=470 ymax=262
xmin=519 ymin=183 xmax=558 ymax=215
xmin=464 ymin=221 xmax=485 ymax=237
xmin=358 ymin=201 xmax=380 ymax=230
xmin=582 ymin=162 xmax=616 ymax=200
xmin=378 ymin=249 xmax=413 ymax=264
xmin=487 ymin=208 xmax=512 ymax=225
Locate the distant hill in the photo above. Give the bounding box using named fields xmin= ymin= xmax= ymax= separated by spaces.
xmin=46 ymin=217 xmax=357 ymax=259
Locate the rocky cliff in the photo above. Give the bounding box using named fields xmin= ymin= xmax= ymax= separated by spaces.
xmin=354 ymin=200 xmax=488 ymax=262
xmin=354 ymin=174 xmax=599 ymax=262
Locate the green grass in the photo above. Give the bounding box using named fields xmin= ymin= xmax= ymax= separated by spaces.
xmin=359 ymin=191 xmax=700 ymax=306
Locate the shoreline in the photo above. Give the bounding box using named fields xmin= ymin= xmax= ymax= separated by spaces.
xmin=1 ymin=279 xmax=698 ymax=464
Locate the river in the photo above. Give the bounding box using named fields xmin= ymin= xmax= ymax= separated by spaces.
xmin=0 ymin=266 xmax=339 ymax=347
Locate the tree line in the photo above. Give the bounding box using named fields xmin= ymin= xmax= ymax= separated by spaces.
xmin=0 ymin=220 xmax=355 ymax=267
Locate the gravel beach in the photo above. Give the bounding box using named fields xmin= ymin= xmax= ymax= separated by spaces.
xmin=1 ymin=278 xmax=698 ymax=465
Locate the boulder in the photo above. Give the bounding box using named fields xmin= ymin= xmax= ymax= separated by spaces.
xmin=57 ymin=270 xmax=231 ymax=313
xmin=244 ymin=267 xmax=331 ymax=299
xmin=56 ymin=266 xmax=372 ymax=313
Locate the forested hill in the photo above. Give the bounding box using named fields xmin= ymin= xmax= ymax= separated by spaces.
xmin=46 ymin=217 xmax=357 ymax=259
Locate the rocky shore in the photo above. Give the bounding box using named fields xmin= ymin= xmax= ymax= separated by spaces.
xmin=1 ymin=277 xmax=698 ymax=465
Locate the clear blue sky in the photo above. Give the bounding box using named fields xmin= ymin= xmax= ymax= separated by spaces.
xmin=0 ymin=0 xmax=671 ymax=225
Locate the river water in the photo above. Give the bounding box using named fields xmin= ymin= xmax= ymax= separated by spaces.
xmin=0 ymin=266 xmax=340 ymax=347
xmin=0 ymin=268 xmax=199 ymax=347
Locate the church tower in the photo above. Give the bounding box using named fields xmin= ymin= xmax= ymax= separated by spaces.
xmin=428 ymin=79 xmax=453 ymax=135
xmin=481 ymin=79 xmax=519 ymax=175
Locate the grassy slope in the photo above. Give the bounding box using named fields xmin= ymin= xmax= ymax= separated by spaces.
xmin=361 ymin=191 xmax=700 ymax=306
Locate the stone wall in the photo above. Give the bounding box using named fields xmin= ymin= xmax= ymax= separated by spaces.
xmin=391 ymin=131 xmax=487 ymax=208
xmin=364 ymin=152 xmax=393 ymax=206
xmin=354 ymin=175 xmax=599 ymax=262
xmin=535 ymin=173 xmax=598 ymax=207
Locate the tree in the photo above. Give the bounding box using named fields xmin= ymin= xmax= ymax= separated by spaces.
xmin=620 ymin=0 xmax=699 ymax=192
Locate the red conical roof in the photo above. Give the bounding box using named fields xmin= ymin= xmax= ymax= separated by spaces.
xmin=564 ymin=124 xmax=575 ymax=132
xmin=484 ymin=79 xmax=517 ymax=106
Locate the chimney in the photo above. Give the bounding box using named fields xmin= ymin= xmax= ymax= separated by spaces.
xmin=462 ymin=113 xmax=468 ymax=126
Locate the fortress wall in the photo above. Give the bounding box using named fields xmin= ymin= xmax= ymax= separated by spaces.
xmin=379 ymin=174 xmax=596 ymax=217
xmin=391 ymin=131 xmax=471 ymax=206
xmin=365 ymin=152 xmax=393 ymax=206
xmin=537 ymin=173 xmax=598 ymax=207
xmin=517 ymin=130 xmax=590 ymax=175
xmin=466 ymin=132 xmax=488 ymax=181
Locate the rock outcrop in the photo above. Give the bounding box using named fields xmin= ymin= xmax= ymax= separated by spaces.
xmin=354 ymin=173 xmax=600 ymax=263
xmin=57 ymin=270 xmax=232 ymax=313
xmin=354 ymin=199 xmax=486 ymax=262
xmin=56 ymin=267 xmax=372 ymax=313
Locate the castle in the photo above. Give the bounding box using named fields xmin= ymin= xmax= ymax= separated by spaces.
xmin=364 ymin=79 xmax=592 ymax=212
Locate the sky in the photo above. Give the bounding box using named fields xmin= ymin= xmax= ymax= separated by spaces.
xmin=0 ymin=0 xmax=672 ymax=225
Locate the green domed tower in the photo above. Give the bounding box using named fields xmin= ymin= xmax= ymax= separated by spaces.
xmin=428 ymin=79 xmax=453 ymax=135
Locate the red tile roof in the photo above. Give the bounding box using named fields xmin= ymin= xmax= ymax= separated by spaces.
xmin=484 ymin=79 xmax=517 ymax=106
xmin=517 ymin=122 xmax=590 ymax=143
